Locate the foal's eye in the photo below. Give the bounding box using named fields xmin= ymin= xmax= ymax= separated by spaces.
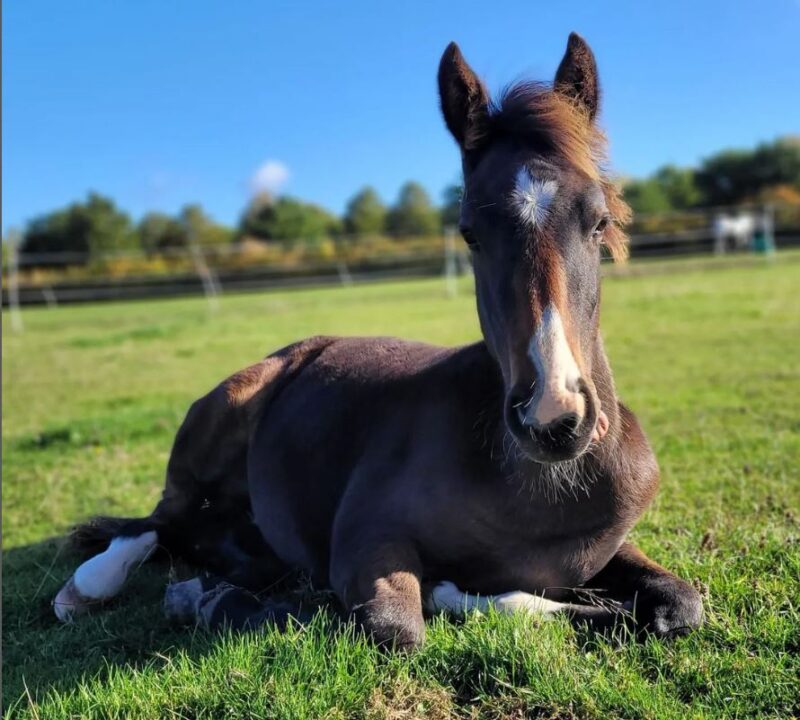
xmin=591 ymin=216 xmax=610 ymax=240
xmin=460 ymin=227 xmax=480 ymax=251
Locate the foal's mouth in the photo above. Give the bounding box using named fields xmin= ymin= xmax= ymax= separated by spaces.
xmin=504 ymin=385 xmax=607 ymax=464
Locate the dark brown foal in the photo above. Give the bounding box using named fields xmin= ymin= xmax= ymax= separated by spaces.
xmin=55 ymin=34 xmax=703 ymax=649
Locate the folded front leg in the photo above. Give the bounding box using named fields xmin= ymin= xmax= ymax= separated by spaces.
xmin=425 ymin=580 xmax=625 ymax=629
xmin=333 ymin=540 xmax=426 ymax=651
xmin=586 ymin=542 xmax=704 ymax=637
xmin=426 ymin=580 xmax=568 ymax=616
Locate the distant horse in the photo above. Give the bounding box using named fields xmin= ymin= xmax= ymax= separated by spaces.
xmin=54 ymin=33 xmax=703 ymax=648
xmin=712 ymin=213 xmax=757 ymax=253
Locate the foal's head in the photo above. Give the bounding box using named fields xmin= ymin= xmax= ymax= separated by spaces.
xmin=439 ymin=33 xmax=631 ymax=463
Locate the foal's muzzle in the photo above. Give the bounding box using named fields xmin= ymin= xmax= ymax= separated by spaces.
xmin=505 ymin=379 xmax=599 ymax=463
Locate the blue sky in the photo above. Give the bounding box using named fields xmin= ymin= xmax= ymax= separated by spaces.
xmin=3 ymin=1 xmax=799 ymax=233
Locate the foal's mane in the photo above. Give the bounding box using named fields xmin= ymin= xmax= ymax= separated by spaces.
xmin=480 ymin=81 xmax=631 ymax=261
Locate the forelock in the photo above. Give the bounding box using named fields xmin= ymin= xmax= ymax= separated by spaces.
xmin=470 ymin=81 xmax=631 ymax=261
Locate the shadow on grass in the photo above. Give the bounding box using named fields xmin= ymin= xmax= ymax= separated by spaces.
xmin=1 ymin=536 xmax=336 ymax=712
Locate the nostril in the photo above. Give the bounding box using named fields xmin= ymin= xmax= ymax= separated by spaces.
xmin=546 ymin=413 xmax=582 ymax=437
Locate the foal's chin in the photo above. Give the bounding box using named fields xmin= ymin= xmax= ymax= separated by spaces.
xmin=507 ymin=422 xmax=592 ymax=465
xmin=512 ymin=432 xmax=594 ymax=465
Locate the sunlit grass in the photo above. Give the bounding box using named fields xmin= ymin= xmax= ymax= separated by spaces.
xmin=3 ymin=255 xmax=799 ymax=718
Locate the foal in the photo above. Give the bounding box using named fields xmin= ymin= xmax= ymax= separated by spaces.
xmin=54 ymin=33 xmax=703 ymax=647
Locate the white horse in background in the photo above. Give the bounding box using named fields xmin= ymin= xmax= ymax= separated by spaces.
xmin=712 ymin=212 xmax=758 ymax=254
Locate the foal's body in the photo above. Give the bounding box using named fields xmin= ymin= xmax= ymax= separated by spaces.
xmin=54 ymin=34 xmax=703 ymax=646
xmin=57 ymin=334 xmax=695 ymax=645
xmin=248 ymin=336 xmax=650 ymax=599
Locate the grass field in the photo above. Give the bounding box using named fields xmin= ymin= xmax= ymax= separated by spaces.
xmin=3 ymin=255 xmax=799 ymax=719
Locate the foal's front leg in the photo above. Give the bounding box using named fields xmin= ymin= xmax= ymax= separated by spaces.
xmin=585 ymin=541 xmax=704 ymax=637
xmin=332 ymin=539 xmax=426 ymax=650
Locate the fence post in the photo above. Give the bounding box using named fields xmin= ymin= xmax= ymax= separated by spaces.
xmin=41 ymin=286 xmax=58 ymax=308
xmin=189 ymin=233 xmax=220 ymax=311
xmin=336 ymin=261 xmax=353 ymax=287
xmin=7 ymin=228 xmax=25 ymax=332
xmin=712 ymin=213 xmax=725 ymax=255
xmin=444 ymin=226 xmax=459 ymax=297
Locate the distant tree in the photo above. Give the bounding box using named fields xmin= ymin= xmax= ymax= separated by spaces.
xmin=386 ymin=182 xmax=440 ymax=237
xmin=239 ymin=194 xmax=341 ymax=243
xmin=137 ymin=206 xmax=231 ymax=254
xmin=440 ymin=183 xmax=463 ymax=228
xmin=21 ymin=209 xmax=83 ymax=260
xmin=344 ymin=187 xmax=386 ymax=236
xmin=754 ymin=136 xmax=800 ymax=188
xmin=239 ymin=192 xmax=276 ymax=240
xmin=695 ymin=136 xmax=800 ymax=206
xmin=20 ymin=192 xmax=134 ymax=264
xmin=694 ymin=149 xmax=755 ymax=207
xmin=179 ymin=204 xmax=232 ymax=246
xmin=752 ymin=183 xmax=800 ymax=205
xmin=82 ymin=193 xmax=136 ymax=254
xmin=623 ymin=178 xmax=672 ymax=216
xmin=270 ymin=197 xmax=341 ymax=241
xmin=652 ymin=166 xmax=701 ymax=209
xmin=137 ymin=212 xmax=184 ymax=253
xmin=624 ymin=166 xmax=700 ymax=216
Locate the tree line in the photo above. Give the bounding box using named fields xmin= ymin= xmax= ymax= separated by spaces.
xmin=624 ymin=136 xmax=800 ymax=216
xmin=12 ymin=181 xmax=461 ymax=265
xmin=9 ymin=135 xmax=800 ymax=265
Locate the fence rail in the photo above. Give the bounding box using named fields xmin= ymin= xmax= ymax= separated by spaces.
xmin=3 ymin=208 xmax=799 ymax=310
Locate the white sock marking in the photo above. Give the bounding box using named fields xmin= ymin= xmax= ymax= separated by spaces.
xmin=512 ymin=167 xmax=558 ymax=229
xmin=428 ymin=581 xmax=567 ymax=618
xmin=73 ymin=531 xmax=157 ymax=599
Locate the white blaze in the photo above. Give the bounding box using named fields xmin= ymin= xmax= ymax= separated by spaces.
xmin=512 ymin=167 xmax=558 ymax=228
xmin=427 ymin=581 xmax=567 ymax=618
xmin=525 ymin=304 xmax=584 ymax=426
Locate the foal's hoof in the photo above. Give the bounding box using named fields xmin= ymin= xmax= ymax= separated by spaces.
xmin=53 ymin=576 xmax=97 ymax=623
xmin=353 ymin=599 xmax=426 ymax=652
xmin=635 ymin=581 xmax=704 ymax=638
xmin=164 ymin=577 xmax=205 ymax=624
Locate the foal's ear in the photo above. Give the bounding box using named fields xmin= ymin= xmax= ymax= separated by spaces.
xmin=438 ymin=42 xmax=490 ymax=152
xmin=554 ymin=32 xmax=600 ymax=120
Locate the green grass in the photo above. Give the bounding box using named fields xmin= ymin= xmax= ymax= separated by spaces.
xmin=3 ymin=255 xmax=800 ymax=719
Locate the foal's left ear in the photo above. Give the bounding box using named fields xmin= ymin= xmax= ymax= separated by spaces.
xmin=554 ymin=32 xmax=600 ymax=120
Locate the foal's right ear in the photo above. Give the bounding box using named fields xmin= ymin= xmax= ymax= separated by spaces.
xmin=438 ymin=42 xmax=490 ymax=152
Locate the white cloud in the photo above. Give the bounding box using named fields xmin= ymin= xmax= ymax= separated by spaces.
xmin=249 ymin=160 xmax=289 ymax=195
